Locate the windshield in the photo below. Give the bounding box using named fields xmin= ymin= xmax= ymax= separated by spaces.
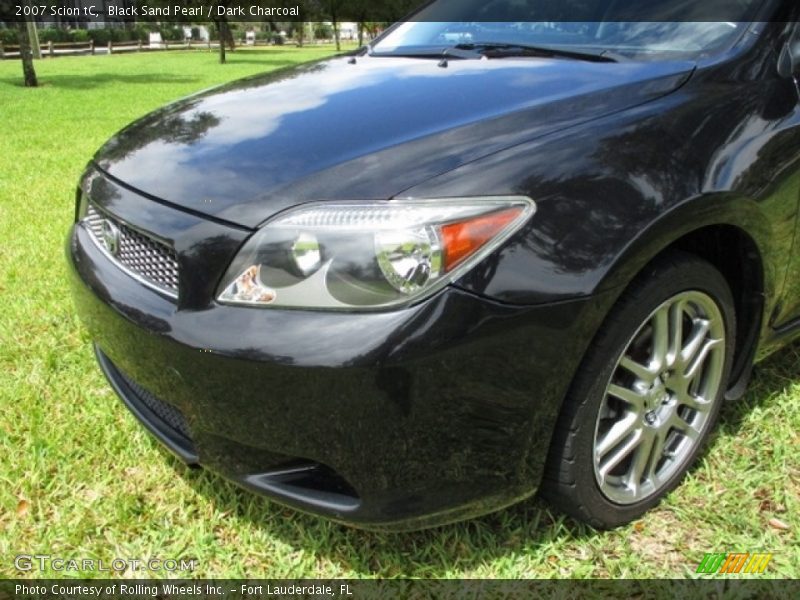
xmin=372 ymin=0 xmax=770 ymax=61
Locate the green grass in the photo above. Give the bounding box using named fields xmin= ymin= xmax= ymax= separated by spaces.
xmin=0 ymin=47 xmax=797 ymax=580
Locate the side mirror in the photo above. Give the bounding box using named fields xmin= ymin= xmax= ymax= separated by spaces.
xmin=778 ymin=38 xmax=800 ymax=78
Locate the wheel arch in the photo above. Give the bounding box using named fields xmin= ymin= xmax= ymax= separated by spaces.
xmin=595 ymin=195 xmax=772 ymax=398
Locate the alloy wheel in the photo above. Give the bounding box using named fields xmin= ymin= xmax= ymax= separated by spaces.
xmin=592 ymin=291 xmax=726 ymax=505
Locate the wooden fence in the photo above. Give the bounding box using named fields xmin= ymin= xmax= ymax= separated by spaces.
xmin=0 ymin=39 xmax=230 ymax=59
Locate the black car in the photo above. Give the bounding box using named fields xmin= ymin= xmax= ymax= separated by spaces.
xmin=68 ymin=1 xmax=800 ymax=530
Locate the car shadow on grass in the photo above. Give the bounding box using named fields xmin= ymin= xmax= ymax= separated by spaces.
xmin=164 ymin=450 xmax=593 ymax=576
xmin=217 ymin=57 xmax=315 ymax=68
xmin=715 ymin=342 xmax=800 ymax=433
xmin=155 ymin=344 xmax=798 ymax=577
xmin=232 ymin=47 xmax=345 ymax=55
xmin=0 ymin=73 xmax=201 ymax=90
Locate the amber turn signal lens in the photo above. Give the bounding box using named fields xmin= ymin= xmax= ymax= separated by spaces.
xmin=441 ymin=207 xmax=523 ymax=272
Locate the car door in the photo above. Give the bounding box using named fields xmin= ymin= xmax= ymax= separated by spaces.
xmin=765 ymin=21 xmax=800 ymax=330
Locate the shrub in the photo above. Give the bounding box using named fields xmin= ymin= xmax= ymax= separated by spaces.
xmin=38 ymin=29 xmax=71 ymax=43
xmin=160 ymin=27 xmax=185 ymax=42
xmin=272 ymin=34 xmax=284 ymax=45
xmin=70 ymin=30 xmax=90 ymax=43
xmin=314 ymin=23 xmax=333 ymax=39
xmin=0 ymin=29 xmax=19 ymax=46
xmin=87 ymin=29 xmax=111 ymax=45
xmin=191 ymin=27 xmax=201 ymax=41
xmin=132 ymin=26 xmax=150 ymax=42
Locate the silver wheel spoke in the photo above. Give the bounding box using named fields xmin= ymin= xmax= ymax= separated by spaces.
xmin=627 ymin=428 xmax=655 ymax=493
xmin=669 ymin=412 xmax=701 ymax=443
xmin=680 ymin=319 xmax=711 ymax=369
xmin=651 ymin=306 xmax=670 ymax=371
xmin=607 ymin=384 xmax=646 ymax=412
xmin=620 ymin=356 xmax=657 ymax=384
xmin=667 ymin=300 xmax=685 ymax=367
xmin=598 ymin=429 xmax=643 ymax=480
xmin=645 ymin=427 xmax=668 ymax=481
xmin=676 ymin=389 xmax=712 ymax=414
xmin=685 ymin=337 xmax=722 ymax=380
xmin=596 ymin=413 xmax=639 ymax=458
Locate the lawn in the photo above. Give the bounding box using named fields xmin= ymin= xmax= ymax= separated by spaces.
xmin=0 ymin=47 xmax=797 ymax=580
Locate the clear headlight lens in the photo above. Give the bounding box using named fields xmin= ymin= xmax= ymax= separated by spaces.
xmin=217 ymin=197 xmax=535 ymax=310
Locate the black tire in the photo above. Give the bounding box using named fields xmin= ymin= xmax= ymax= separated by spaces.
xmin=541 ymin=251 xmax=736 ymax=528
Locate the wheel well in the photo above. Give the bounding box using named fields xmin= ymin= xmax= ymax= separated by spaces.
xmin=660 ymin=225 xmax=764 ymax=395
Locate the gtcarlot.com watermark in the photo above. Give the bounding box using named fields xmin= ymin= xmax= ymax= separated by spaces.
xmin=15 ymin=554 xmax=198 ymax=573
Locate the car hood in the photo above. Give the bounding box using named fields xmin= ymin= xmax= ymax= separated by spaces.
xmin=94 ymin=54 xmax=694 ymax=228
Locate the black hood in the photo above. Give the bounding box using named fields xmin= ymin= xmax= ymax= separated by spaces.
xmin=94 ymin=54 xmax=694 ymax=228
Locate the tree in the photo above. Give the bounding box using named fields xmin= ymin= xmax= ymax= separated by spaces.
xmin=211 ymin=16 xmax=236 ymax=64
xmin=17 ymin=17 xmax=38 ymax=87
xmin=207 ymin=0 xmax=237 ymax=64
xmin=328 ymin=0 xmax=342 ymax=51
xmin=339 ymin=0 xmax=422 ymax=46
xmin=0 ymin=0 xmax=39 ymax=86
xmin=25 ymin=16 xmax=41 ymax=59
xmin=293 ymin=0 xmax=323 ymax=47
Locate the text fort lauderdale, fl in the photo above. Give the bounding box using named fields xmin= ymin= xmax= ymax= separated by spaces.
xmin=18 ymin=584 xmax=353 ymax=597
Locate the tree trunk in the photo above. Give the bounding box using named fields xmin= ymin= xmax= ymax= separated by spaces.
xmin=213 ymin=19 xmax=227 ymax=63
xmin=17 ymin=20 xmax=38 ymax=87
xmin=26 ymin=18 xmax=41 ymax=59
xmin=224 ymin=22 xmax=235 ymax=51
xmin=296 ymin=21 xmax=304 ymax=47
xmin=331 ymin=4 xmax=340 ymax=51
xmin=358 ymin=22 xmax=364 ymax=48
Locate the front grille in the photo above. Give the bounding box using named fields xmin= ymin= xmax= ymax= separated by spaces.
xmin=84 ymin=204 xmax=179 ymax=297
xmin=115 ymin=368 xmax=193 ymax=441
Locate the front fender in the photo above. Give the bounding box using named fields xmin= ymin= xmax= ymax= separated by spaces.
xmin=595 ymin=194 xmax=775 ymax=301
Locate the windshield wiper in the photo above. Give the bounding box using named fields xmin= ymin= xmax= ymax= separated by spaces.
xmin=446 ymin=42 xmax=620 ymax=63
xmin=368 ymin=42 xmax=621 ymax=63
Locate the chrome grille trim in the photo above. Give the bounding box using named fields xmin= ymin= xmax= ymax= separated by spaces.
xmin=83 ymin=204 xmax=179 ymax=298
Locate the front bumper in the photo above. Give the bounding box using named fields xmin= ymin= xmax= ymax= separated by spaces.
xmin=67 ymin=176 xmax=611 ymax=530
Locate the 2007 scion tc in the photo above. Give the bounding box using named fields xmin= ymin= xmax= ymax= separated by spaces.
xmin=68 ymin=0 xmax=800 ymax=529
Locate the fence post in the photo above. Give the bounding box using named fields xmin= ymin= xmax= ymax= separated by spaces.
xmin=108 ymin=41 xmax=113 ymax=55
xmin=207 ymin=39 xmax=211 ymax=51
xmin=0 ymin=44 xmax=4 ymax=60
xmin=48 ymin=40 xmax=53 ymax=58
xmin=165 ymin=40 xmax=169 ymax=51
xmin=90 ymin=40 xmax=95 ymax=55
xmin=138 ymin=40 xmax=142 ymax=52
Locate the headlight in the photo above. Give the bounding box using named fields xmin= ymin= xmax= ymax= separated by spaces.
xmin=217 ymin=197 xmax=535 ymax=311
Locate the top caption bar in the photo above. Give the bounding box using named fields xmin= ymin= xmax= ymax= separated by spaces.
xmin=0 ymin=0 xmax=796 ymax=24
